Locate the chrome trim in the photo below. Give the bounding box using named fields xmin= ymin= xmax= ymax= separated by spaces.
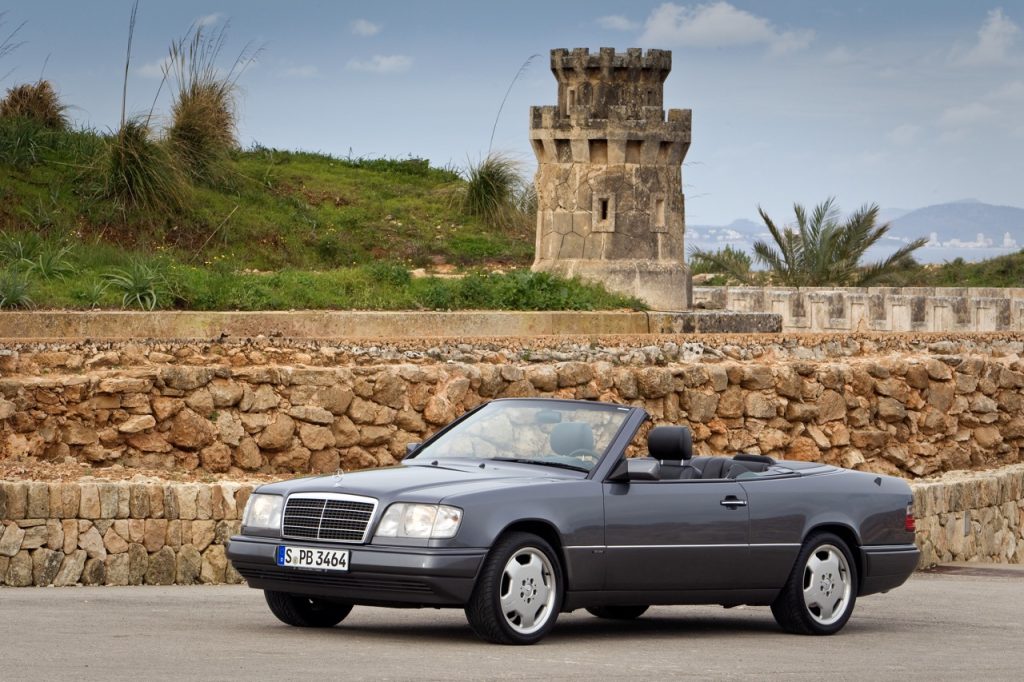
xmin=282 ymin=492 xmax=379 ymax=544
xmin=566 ymin=543 xmax=801 ymax=550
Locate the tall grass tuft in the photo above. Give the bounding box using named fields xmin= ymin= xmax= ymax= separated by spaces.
xmin=104 ymin=117 xmax=188 ymax=213
xmin=165 ymin=24 xmax=256 ymax=183
xmin=0 ymin=267 xmax=33 ymax=309
xmin=461 ymin=152 xmax=528 ymax=230
xmin=0 ymin=80 xmax=68 ymax=129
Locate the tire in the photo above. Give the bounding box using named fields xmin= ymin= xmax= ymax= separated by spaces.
xmin=264 ymin=590 xmax=353 ymax=628
xmin=586 ymin=605 xmax=649 ymax=620
xmin=465 ymin=532 xmax=562 ymax=645
xmin=771 ymin=532 xmax=858 ymax=635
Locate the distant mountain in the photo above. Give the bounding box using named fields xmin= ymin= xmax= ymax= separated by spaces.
xmin=886 ymin=200 xmax=1024 ymax=250
xmin=688 ymin=200 xmax=1024 ymax=264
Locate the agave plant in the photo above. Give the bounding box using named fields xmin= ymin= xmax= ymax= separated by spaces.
xmin=103 ymin=259 xmax=167 ymax=310
xmin=0 ymin=267 xmax=33 ymax=309
xmin=21 ymin=242 xmax=76 ymax=280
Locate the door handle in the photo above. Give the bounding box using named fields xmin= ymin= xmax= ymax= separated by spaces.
xmin=720 ymin=496 xmax=747 ymax=508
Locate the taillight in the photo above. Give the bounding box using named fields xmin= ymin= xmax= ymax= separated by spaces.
xmin=904 ymin=502 xmax=916 ymax=532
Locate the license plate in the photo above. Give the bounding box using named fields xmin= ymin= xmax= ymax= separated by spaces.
xmin=276 ymin=546 xmax=350 ymax=571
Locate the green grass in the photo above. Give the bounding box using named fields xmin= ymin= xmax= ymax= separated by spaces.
xmin=911 ymin=251 xmax=1024 ymax=288
xmin=0 ymin=123 xmax=643 ymax=311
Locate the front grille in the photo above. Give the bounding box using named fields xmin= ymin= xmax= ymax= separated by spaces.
xmin=282 ymin=494 xmax=377 ymax=543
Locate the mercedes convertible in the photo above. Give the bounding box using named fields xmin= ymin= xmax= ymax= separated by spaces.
xmin=227 ymin=398 xmax=920 ymax=644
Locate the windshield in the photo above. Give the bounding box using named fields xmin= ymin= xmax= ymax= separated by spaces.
xmin=410 ymin=400 xmax=632 ymax=472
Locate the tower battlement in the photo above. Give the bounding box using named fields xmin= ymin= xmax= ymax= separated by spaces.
xmin=529 ymin=48 xmax=692 ymax=310
xmin=549 ymin=47 xmax=672 ymax=73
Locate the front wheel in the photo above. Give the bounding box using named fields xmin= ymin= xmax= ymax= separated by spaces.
xmin=264 ymin=590 xmax=353 ymax=627
xmin=465 ymin=532 xmax=562 ymax=645
xmin=586 ymin=605 xmax=649 ymax=620
xmin=771 ymin=532 xmax=857 ymax=635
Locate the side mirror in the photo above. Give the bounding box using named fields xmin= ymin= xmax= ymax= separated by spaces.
xmin=405 ymin=443 xmax=421 ymax=457
xmin=609 ymin=458 xmax=661 ymax=482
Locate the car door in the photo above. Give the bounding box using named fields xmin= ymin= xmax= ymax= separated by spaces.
xmin=602 ymin=478 xmax=750 ymax=591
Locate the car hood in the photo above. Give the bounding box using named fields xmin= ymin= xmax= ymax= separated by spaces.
xmin=254 ymin=460 xmax=581 ymax=504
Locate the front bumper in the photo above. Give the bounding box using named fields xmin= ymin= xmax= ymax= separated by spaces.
xmin=859 ymin=543 xmax=920 ymax=596
xmin=227 ymin=535 xmax=487 ymax=607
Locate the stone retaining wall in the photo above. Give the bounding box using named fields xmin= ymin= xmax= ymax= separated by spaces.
xmin=693 ymin=286 xmax=1024 ymax=333
xmin=3 ymin=337 xmax=1024 ymax=479
xmin=1 ymin=466 xmax=1022 ymax=585
xmin=0 ymin=479 xmax=252 ymax=587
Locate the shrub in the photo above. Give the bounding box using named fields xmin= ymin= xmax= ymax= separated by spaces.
xmin=0 ymin=80 xmax=68 ymax=129
xmin=0 ymin=267 xmax=33 ymax=309
xmin=461 ymin=153 xmax=527 ymax=229
xmin=165 ymin=25 xmax=254 ymax=182
xmin=104 ymin=117 xmax=188 ymax=213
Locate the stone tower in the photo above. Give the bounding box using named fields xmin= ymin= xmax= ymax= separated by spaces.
xmin=529 ymin=48 xmax=691 ymax=310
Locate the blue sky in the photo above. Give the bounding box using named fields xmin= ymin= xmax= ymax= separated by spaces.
xmin=3 ymin=1 xmax=1023 ymax=225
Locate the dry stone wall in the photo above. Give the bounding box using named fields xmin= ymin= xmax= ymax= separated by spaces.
xmin=3 ymin=336 xmax=1024 ymax=479
xmin=0 ymin=479 xmax=251 ymax=587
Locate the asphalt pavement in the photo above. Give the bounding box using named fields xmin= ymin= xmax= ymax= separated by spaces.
xmin=1 ymin=565 xmax=1022 ymax=681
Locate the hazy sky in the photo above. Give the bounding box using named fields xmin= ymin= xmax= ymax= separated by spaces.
xmin=3 ymin=1 xmax=1023 ymax=224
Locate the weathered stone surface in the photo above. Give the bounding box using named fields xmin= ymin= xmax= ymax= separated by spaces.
xmin=128 ymin=543 xmax=148 ymax=585
xmin=80 ymin=557 xmax=105 ymax=585
xmin=271 ymin=445 xmax=311 ymax=471
xmin=209 ymin=379 xmax=244 ymax=408
xmin=103 ymin=526 xmax=129 ymax=554
xmin=744 ymin=393 xmax=777 ymax=419
xmin=62 ymin=421 xmax=98 ymax=445
xmin=104 ymin=553 xmax=130 ymax=586
xmin=144 ymin=519 xmax=168 ymax=553
xmin=258 ymin=413 xmax=296 ymax=450
xmin=117 ymin=414 xmax=156 ymax=434
xmin=176 ymin=544 xmax=203 ymax=585
xmin=78 ymin=524 xmax=106 ymax=560
xmin=200 ymin=545 xmax=228 ymax=584
xmin=318 ymin=386 xmax=353 ymax=415
xmin=144 ymin=546 xmax=177 ymax=585
xmin=200 ymin=442 xmax=232 ymax=473
xmin=5 ymin=550 xmax=33 ymax=586
xmin=299 ymin=423 xmax=335 ymax=451
xmin=288 ymin=405 xmax=334 ymax=425
xmin=240 ymin=384 xmax=279 ymax=412
xmin=53 ymin=549 xmax=87 ymax=586
xmin=877 ymin=397 xmax=907 ymax=422
xmin=233 ymin=437 xmax=262 ymax=470
xmin=168 ymin=408 xmax=216 ymax=450
xmin=0 ymin=524 xmax=26 ymax=557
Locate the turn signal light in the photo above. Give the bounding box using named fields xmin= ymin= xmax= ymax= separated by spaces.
xmin=905 ymin=503 xmax=916 ymax=532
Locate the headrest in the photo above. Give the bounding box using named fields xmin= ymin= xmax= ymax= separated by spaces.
xmin=550 ymin=422 xmax=595 ymax=456
xmin=648 ymin=426 xmax=693 ymax=461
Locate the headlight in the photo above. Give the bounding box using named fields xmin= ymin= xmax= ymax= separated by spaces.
xmin=242 ymin=494 xmax=283 ymax=531
xmin=374 ymin=503 xmax=463 ymax=539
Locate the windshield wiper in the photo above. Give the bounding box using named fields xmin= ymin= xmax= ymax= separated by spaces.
xmin=489 ymin=457 xmax=589 ymax=473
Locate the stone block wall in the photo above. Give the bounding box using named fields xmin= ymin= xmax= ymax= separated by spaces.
xmin=913 ymin=464 xmax=1024 ymax=567
xmin=693 ymin=286 xmax=1024 ymax=333
xmin=0 ymin=480 xmax=252 ymax=587
xmin=3 ymin=337 xmax=1024 ymax=478
xmin=1 ymin=467 xmax=1023 ymax=585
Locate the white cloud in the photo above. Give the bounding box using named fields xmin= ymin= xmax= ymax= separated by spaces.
xmin=346 ymin=55 xmax=412 ymax=74
xmin=824 ymin=46 xmax=855 ymax=65
xmin=597 ymin=15 xmax=639 ymax=31
xmin=990 ymin=80 xmax=1024 ymax=101
xmin=887 ymin=124 xmax=923 ymax=146
xmin=280 ymin=65 xmax=318 ymax=79
xmin=196 ymin=13 xmax=223 ymax=28
xmin=1003 ymin=232 xmax=1019 ymax=248
xmin=351 ymin=19 xmax=381 ymax=36
xmin=638 ymin=2 xmax=814 ymax=55
xmin=939 ymin=102 xmax=997 ymax=128
xmin=953 ymin=8 xmax=1020 ymax=65
xmin=136 ymin=57 xmax=170 ymax=79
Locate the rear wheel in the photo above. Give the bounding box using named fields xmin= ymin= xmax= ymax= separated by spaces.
xmin=465 ymin=532 xmax=562 ymax=645
xmin=264 ymin=590 xmax=353 ymax=628
xmin=586 ymin=605 xmax=649 ymax=620
xmin=771 ymin=532 xmax=857 ymax=635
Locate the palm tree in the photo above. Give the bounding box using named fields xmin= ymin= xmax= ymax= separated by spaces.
xmin=691 ymin=197 xmax=926 ymax=286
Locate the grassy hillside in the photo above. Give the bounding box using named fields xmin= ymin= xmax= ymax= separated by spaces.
xmin=913 ymin=251 xmax=1024 ymax=288
xmin=0 ymin=120 xmax=644 ymax=311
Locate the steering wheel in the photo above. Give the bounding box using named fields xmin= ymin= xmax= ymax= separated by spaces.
xmin=567 ymin=448 xmax=598 ymax=465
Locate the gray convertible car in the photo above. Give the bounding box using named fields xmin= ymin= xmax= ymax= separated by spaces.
xmin=228 ymin=398 xmax=919 ymax=644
